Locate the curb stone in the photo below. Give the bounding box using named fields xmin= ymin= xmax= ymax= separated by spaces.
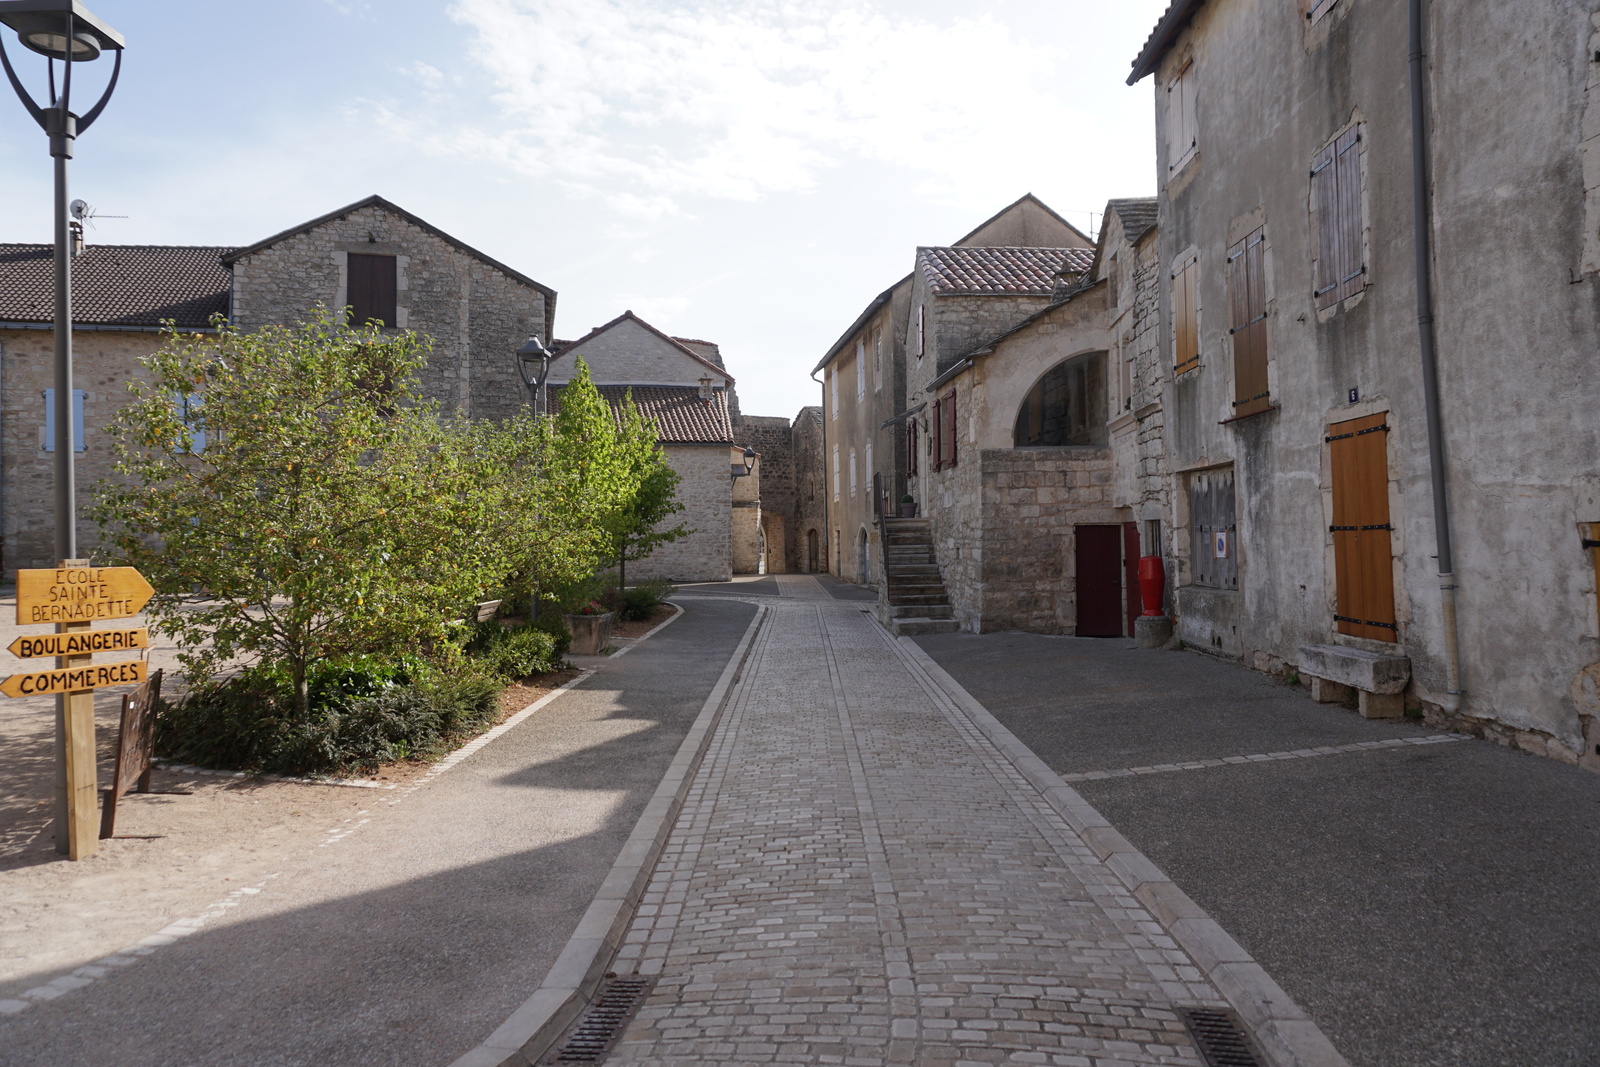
xmin=447 ymin=601 xmax=769 ymax=1067
xmin=894 ymin=635 xmax=1352 ymax=1067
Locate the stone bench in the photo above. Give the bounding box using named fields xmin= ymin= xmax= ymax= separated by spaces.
xmin=1297 ymin=643 xmax=1411 ymax=719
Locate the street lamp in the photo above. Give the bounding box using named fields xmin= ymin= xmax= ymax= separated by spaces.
xmin=515 ymin=335 xmax=552 ymax=415
xmin=0 ymin=1 xmax=125 ymax=562
xmin=732 ymin=447 xmax=757 ymax=479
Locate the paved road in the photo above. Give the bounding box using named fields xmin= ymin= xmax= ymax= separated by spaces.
xmin=597 ymin=597 xmax=1298 ymax=1066
xmin=916 ymin=631 xmax=1600 ymax=1067
xmin=0 ymin=597 xmax=756 ymax=1067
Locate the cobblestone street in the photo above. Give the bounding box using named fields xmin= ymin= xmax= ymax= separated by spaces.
xmin=600 ymin=594 xmax=1329 ymax=1067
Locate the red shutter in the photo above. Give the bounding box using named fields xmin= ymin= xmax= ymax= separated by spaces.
xmin=944 ymin=389 xmax=958 ymax=468
xmin=1334 ymin=126 xmax=1364 ymax=301
xmin=931 ymin=398 xmax=943 ymax=470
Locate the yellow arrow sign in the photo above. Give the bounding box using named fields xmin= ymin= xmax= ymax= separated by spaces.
xmin=0 ymin=658 xmax=147 ymax=699
xmin=16 ymin=567 xmax=155 ymax=625
xmin=7 ymin=628 xmax=150 ymax=660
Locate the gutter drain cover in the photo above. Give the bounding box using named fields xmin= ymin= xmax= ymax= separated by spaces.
xmin=549 ymin=974 xmax=656 ymax=1063
xmin=1176 ymin=1006 xmax=1263 ymax=1067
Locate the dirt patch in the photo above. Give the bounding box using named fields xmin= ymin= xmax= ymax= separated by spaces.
xmin=611 ymin=602 xmax=679 ymax=641
xmin=496 ymin=667 xmax=582 ymax=719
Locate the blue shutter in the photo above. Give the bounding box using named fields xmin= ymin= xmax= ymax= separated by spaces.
xmin=43 ymin=389 xmax=87 ymax=452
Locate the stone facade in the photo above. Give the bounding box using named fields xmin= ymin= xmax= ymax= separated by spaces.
xmin=1131 ymin=0 xmax=1600 ymax=764
xmin=790 ymin=406 xmax=828 ymax=574
xmin=630 ymin=446 xmax=733 ymax=584
xmin=228 ymin=197 xmax=555 ymax=423
xmin=732 ymin=414 xmax=797 ymax=574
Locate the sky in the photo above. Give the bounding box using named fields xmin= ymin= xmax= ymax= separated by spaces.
xmin=0 ymin=0 xmax=1172 ymax=419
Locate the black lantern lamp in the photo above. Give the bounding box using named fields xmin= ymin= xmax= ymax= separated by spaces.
xmin=0 ymin=1 xmax=124 ymax=564
xmin=515 ymin=335 xmax=552 ymax=414
xmin=733 ymin=447 xmax=757 ymax=479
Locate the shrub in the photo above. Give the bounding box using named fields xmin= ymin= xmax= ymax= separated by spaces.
xmin=155 ymin=659 xmax=503 ymax=776
xmin=620 ymin=580 xmax=676 ymax=621
xmin=466 ymin=621 xmax=562 ymax=680
xmin=526 ymin=612 xmax=572 ymax=658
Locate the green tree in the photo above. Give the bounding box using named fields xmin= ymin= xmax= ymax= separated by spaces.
xmin=93 ymin=312 xmax=519 ymax=719
xmin=606 ymin=393 xmax=689 ymax=590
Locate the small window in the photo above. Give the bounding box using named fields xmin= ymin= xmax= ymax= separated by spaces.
xmin=1167 ymin=60 xmax=1198 ymax=174
xmin=916 ymin=306 xmax=925 ymax=360
xmin=1226 ymin=228 xmax=1270 ymax=417
xmin=1306 ymin=0 xmax=1338 ymax=25
xmin=865 ymin=441 xmax=874 ymax=488
xmin=832 ymin=445 xmax=840 ymax=500
xmin=849 ymin=448 xmax=858 ymax=497
xmin=1189 ymin=468 xmax=1238 ymax=589
xmin=1108 ymin=253 xmax=1120 ymax=309
xmin=932 ymin=389 xmax=958 ymax=470
xmin=1172 ymin=253 xmax=1200 ymax=374
xmin=42 ymin=388 xmax=86 ymax=453
xmin=1312 ymin=125 xmax=1365 ymax=311
xmin=856 ymin=340 xmax=866 ymax=399
xmin=347 ymin=253 xmax=397 ymax=327
xmin=1014 ymin=353 xmax=1108 ymax=447
xmin=830 ymin=368 xmax=839 ymax=419
xmin=174 ymin=392 xmax=207 ymax=454
xmin=873 ymin=330 xmax=883 ymax=390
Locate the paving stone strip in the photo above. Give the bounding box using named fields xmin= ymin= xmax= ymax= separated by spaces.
xmin=1058 ymin=735 xmax=1469 ymax=783
xmin=598 ymin=599 xmax=1333 ymax=1067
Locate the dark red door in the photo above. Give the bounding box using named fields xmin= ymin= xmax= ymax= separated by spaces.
xmin=1075 ymin=525 xmax=1124 ymax=637
xmin=1123 ymin=522 xmax=1141 ymax=637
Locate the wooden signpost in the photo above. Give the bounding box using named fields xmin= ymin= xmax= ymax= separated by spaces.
xmin=6 ymin=563 xmax=155 ymax=860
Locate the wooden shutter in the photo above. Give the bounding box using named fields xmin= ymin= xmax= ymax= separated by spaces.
xmin=1312 ymin=142 xmax=1340 ymax=310
xmin=347 ymin=253 xmax=397 ymax=327
xmin=1327 ymin=413 xmax=1397 ymax=641
xmin=1308 ymin=0 xmax=1338 ymax=24
xmin=906 ymin=418 xmax=919 ymax=476
xmin=1167 ymin=61 xmax=1196 ymax=169
xmin=1227 ymin=230 xmax=1270 ymax=418
xmin=931 ymin=399 xmax=943 ymax=470
xmin=1333 ymin=127 xmax=1364 ymax=301
xmin=943 ymin=389 xmax=958 ymax=469
xmin=1173 ymin=257 xmax=1199 ymax=374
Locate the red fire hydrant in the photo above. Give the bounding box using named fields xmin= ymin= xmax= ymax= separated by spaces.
xmin=1138 ymin=555 xmax=1166 ymax=616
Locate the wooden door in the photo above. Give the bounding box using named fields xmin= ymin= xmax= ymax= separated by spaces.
xmin=1075 ymin=525 xmax=1124 ymax=637
xmin=1328 ymin=413 xmax=1397 ymax=641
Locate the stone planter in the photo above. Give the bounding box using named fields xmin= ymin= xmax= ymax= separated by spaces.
xmin=899 ymin=502 xmax=917 ymax=518
xmin=565 ymin=612 xmax=614 ymax=655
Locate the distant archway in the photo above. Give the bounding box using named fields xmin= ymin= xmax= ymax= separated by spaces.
xmin=1013 ymin=351 xmax=1109 ymax=447
xmin=807 ymin=529 xmax=820 ymax=573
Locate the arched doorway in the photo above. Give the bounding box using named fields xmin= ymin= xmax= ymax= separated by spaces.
xmin=1014 ymin=351 xmax=1109 ymax=447
xmin=806 ymin=529 xmax=819 ymax=573
xmin=858 ymin=527 xmax=870 ymax=584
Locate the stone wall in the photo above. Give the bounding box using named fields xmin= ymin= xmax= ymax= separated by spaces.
xmin=631 ymin=445 xmax=732 ymax=583
xmin=551 ymin=315 xmax=729 ymax=388
xmin=230 ymin=203 xmax=549 ymax=422
xmin=791 ymin=406 xmax=828 ymax=573
xmin=0 ymin=328 xmax=167 ymax=571
xmin=734 ymin=414 xmax=796 ymax=573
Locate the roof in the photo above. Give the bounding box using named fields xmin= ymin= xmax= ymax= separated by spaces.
xmin=1107 ymin=199 xmax=1160 ymax=245
xmin=927 ymin=275 xmax=1109 ymax=391
xmin=221 ymin=195 xmax=557 ymax=302
xmin=554 ymin=310 xmax=735 ymax=384
xmin=673 ymin=336 xmax=725 ymax=369
xmin=1128 ymin=0 xmax=1206 ymax=84
xmin=918 ymin=246 xmax=1095 ymax=297
xmin=812 ymin=274 xmax=911 ymax=375
xmin=951 ymin=193 xmax=1092 ymax=247
xmin=549 ymin=383 xmax=734 ymax=446
xmin=0 ymin=244 xmax=233 ymax=329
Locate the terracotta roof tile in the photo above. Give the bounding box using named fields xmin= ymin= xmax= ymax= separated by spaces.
xmin=550 ymin=384 xmax=734 ymax=446
xmin=918 ymin=246 xmax=1096 ymax=297
xmin=0 ymin=244 xmax=233 ymax=329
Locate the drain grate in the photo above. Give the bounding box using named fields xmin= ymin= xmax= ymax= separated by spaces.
xmin=1177 ymin=1006 xmax=1263 ymax=1067
xmin=549 ymin=974 xmax=657 ymax=1063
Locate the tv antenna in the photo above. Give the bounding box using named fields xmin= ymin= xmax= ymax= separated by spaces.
xmin=68 ymin=200 xmax=127 ymax=229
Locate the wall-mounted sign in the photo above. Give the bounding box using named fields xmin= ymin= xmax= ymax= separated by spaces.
xmin=1214 ymin=531 xmax=1230 ymax=559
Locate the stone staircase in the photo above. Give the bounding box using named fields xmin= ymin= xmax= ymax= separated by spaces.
xmin=878 ymin=518 xmax=960 ymax=636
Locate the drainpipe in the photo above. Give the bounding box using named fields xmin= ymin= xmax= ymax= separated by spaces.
xmin=1409 ymin=0 xmax=1463 ymax=712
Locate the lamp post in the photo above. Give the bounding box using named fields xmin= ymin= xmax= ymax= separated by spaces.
xmin=515 ymin=335 xmax=552 ymax=415
xmin=1 ymin=1 xmax=123 ymax=859
xmin=732 ymin=447 xmax=757 ymax=480
xmin=0 ymin=1 xmax=124 ymax=561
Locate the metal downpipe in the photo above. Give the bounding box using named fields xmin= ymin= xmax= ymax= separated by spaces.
xmin=1409 ymin=0 xmax=1463 ymax=712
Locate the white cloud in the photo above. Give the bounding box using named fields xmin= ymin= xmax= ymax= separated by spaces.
xmin=385 ymin=0 xmax=1088 ymax=216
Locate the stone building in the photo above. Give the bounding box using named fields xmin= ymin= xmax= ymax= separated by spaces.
xmin=813 ymin=194 xmax=1092 ymax=593
xmin=0 ymin=195 xmax=557 ymax=574
xmin=1127 ymin=0 xmax=1600 ymax=762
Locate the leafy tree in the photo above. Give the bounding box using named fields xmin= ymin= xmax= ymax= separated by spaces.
xmin=93 ymin=312 xmax=520 ymax=719
xmin=606 ymin=393 xmax=689 ymax=590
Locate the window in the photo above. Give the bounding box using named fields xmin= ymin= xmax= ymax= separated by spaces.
xmin=1167 ymin=60 xmax=1198 ymax=173
xmin=873 ymin=330 xmax=883 ymax=390
xmin=832 ymin=445 xmax=840 ymax=500
xmin=1014 ymin=353 xmax=1107 ymax=447
xmin=916 ymin=306 xmax=925 ymax=360
xmin=865 ymin=441 xmax=874 ymax=488
xmin=849 ymin=449 xmax=858 ymax=497
xmin=1312 ymin=125 xmax=1365 ymax=311
xmin=830 ymin=369 xmax=839 ymax=419
xmin=906 ymin=417 xmax=919 ymax=476
xmin=1172 ymin=252 xmax=1200 ymax=374
xmin=1108 ymin=253 xmax=1120 ymax=309
xmin=1306 ymin=0 xmax=1339 ymax=25
xmin=1188 ymin=468 xmax=1237 ymax=589
xmin=174 ymin=392 xmax=206 ymax=454
xmin=42 ymin=388 xmax=86 ymax=452
xmin=856 ymin=340 xmax=866 ymax=399
xmin=1226 ymin=228 xmax=1270 ymax=418
xmin=347 ymin=253 xmax=397 ymax=327
xmin=932 ymin=389 xmax=958 ymax=471
xmin=1327 ymin=413 xmax=1397 ymax=642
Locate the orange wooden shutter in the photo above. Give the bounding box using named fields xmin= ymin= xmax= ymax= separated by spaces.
xmin=1328 ymin=413 xmax=1397 ymax=641
xmin=1173 ymin=259 xmax=1199 ymax=374
xmin=1228 ymin=230 xmax=1270 ymax=417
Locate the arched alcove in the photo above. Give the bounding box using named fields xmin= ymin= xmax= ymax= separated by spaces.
xmin=1013 ymin=351 xmax=1109 ymax=447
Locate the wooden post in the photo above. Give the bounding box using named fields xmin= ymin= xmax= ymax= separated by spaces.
xmin=54 ymin=558 xmax=98 ymax=860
